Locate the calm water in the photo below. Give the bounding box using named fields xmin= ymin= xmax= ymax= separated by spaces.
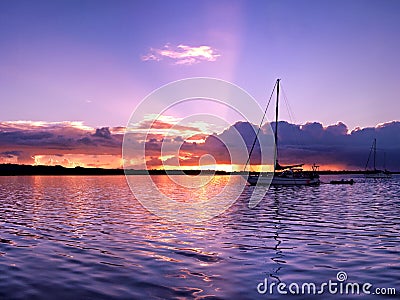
xmin=0 ymin=175 xmax=399 ymax=299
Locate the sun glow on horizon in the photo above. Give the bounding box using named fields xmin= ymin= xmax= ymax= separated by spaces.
xmin=33 ymin=154 xmax=123 ymax=169
xmin=3 ymin=152 xmax=368 ymax=172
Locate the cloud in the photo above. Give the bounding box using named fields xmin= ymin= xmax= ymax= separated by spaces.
xmin=142 ymin=44 xmax=220 ymax=65
xmin=0 ymin=121 xmax=123 ymax=167
xmin=135 ymin=121 xmax=264 ymax=170
xmin=93 ymin=127 xmax=112 ymax=139
xmin=137 ymin=119 xmax=201 ymax=133
xmin=1 ymin=119 xmax=399 ymax=170
xmin=262 ymin=120 xmax=400 ymax=170
xmin=0 ymin=150 xmax=22 ymax=158
xmin=157 ymin=120 xmax=400 ymax=170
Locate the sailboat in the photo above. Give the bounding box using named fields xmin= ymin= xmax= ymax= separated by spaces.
xmin=246 ymin=79 xmax=320 ymax=186
xmin=364 ymin=138 xmax=392 ymax=179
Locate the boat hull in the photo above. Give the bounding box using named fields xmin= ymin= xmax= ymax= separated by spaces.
xmin=246 ymin=174 xmax=320 ymax=186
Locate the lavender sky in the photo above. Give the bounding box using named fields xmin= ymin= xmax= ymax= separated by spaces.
xmin=1 ymin=0 xmax=399 ymax=169
xmin=2 ymin=0 xmax=400 ymax=128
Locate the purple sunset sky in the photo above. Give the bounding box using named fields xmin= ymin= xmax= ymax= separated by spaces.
xmin=1 ymin=0 xmax=399 ymax=169
xmin=1 ymin=0 xmax=399 ymax=129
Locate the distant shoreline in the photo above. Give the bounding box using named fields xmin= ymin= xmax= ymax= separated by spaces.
xmin=0 ymin=164 xmax=398 ymax=176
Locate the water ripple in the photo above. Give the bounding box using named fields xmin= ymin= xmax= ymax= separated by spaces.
xmin=0 ymin=175 xmax=399 ymax=299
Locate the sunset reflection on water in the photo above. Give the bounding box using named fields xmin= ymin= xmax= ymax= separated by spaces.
xmin=0 ymin=175 xmax=399 ymax=299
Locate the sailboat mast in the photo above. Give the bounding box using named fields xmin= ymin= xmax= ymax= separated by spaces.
xmin=274 ymin=79 xmax=280 ymax=168
xmin=373 ymin=138 xmax=376 ymax=170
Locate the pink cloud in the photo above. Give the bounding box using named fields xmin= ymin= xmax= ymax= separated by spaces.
xmin=141 ymin=44 xmax=221 ymax=65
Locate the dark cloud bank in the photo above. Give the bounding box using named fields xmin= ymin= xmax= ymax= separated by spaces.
xmin=0 ymin=122 xmax=122 ymax=164
xmin=195 ymin=120 xmax=400 ymax=170
xmin=264 ymin=120 xmax=400 ymax=170
xmin=0 ymin=120 xmax=399 ymax=170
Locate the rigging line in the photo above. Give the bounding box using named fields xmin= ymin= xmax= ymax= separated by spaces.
xmin=280 ymin=83 xmax=297 ymax=124
xmin=244 ymin=80 xmax=278 ymax=172
xmin=280 ymin=82 xmax=302 ymax=153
